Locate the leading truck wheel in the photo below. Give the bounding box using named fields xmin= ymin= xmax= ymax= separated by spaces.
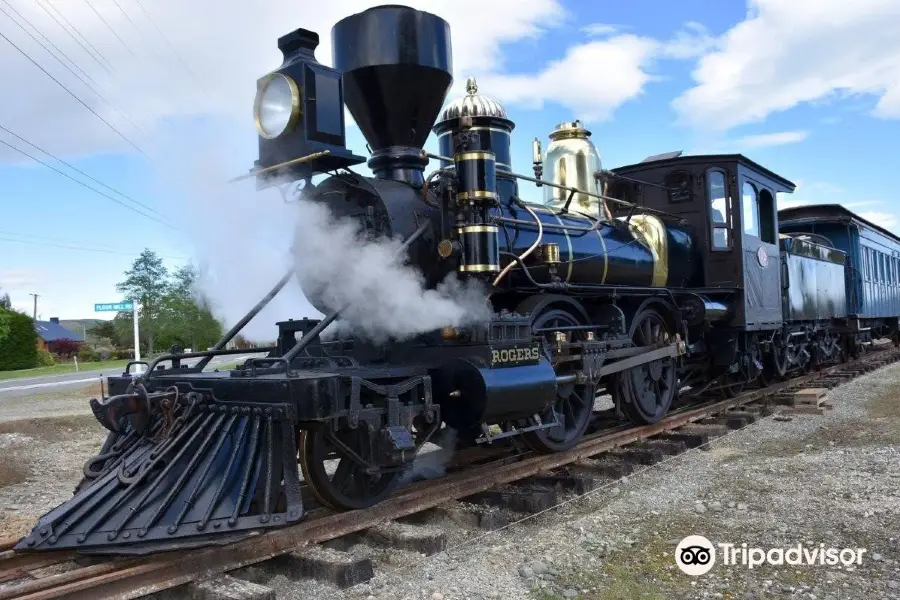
xmin=298 ymin=425 xmax=403 ymax=510
xmin=521 ymin=307 xmax=594 ymax=453
xmin=614 ymin=308 xmax=677 ymax=425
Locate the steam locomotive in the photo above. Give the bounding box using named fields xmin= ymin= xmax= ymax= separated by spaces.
xmin=17 ymin=5 xmax=898 ymax=555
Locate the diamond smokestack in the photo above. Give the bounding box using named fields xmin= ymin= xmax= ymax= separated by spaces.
xmin=333 ymin=5 xmax=452 ymax=182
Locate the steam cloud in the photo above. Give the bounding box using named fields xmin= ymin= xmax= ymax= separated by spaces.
xmin=291 ymin=196 xmax=491 ymax=343
xmin=152 ymin=135 xmax=489 ymax=343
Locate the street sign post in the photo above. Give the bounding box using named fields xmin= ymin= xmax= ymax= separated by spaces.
xmin=95 ymin=299 xmax=141 ymax=372
xmin=94 ymin=301 xmax=133 ymax=312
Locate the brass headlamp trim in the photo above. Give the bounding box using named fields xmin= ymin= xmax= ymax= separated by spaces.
xmin=254 ymin=73 xmax=302 ymax=140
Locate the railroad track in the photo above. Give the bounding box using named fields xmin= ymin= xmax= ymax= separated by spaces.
xmin=2 ymin=347 xmax=898 ymax=600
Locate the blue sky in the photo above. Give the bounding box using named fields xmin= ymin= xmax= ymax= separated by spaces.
xmin=1 ymin=0 xmax=899 ymax=332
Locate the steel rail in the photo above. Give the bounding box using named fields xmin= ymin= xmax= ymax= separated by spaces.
xmin=4 ymin=347 xmax=898 ymax=600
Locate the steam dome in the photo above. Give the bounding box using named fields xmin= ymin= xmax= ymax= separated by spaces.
xmin=437 ymin=78 xmax=508 ymax=124
xmin=433 ymin=77 xmax=515 ymax=182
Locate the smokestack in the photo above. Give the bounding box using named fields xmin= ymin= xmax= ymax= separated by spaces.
xmin=333 ymin=5 xmax=452 ymax=183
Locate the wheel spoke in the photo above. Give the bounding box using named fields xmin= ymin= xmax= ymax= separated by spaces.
xmin=331 ymin=458 xmax=354 ymax=493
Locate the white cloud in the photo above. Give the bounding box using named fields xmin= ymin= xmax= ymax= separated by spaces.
xmin=859 ymin=211 xmax=899 ymax=231
xmin=672 ymin=0 xmax=900 ymax=129
xmin=481 ymin=34 xmax=659 ymax=121
xmin=581 ymin=23 xmax=619 ymax=36
xmin=0 ymin=0 xmax=564 ymax=161
xmin=735 ymin=130 xmax=809 ymax=148
xmin=658 ymin=22 xmax=716 ymax=60
xmin=470 ymin=22 xmax=714 ymax=122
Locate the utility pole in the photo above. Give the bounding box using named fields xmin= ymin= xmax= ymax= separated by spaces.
xmin=29 ymin=293 xmax=39 ymax=321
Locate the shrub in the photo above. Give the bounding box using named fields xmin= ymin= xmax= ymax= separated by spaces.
xmin=49 ymin=338 xmax=81 ymax=358
xmin=95 ymin=347 xmax=113 ymax=360
xmin=36 ymin=348 xmax=55 ymax=367
xmin=0 ymin=309 xmax=38 ymax=370
xmin=115 ymin=349 xmax=134 ymax=360
xmin=78 ymin=347 xmax=100 ymax=363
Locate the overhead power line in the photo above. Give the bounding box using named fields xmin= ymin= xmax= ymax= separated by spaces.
xmin=32 ymin=0 xmax=111 ymax=73
xmin=0 ymin=0 xmax=97 ymax=87
xmin=0 ymin=3 xmax=147 ymax=137
xmin=109 ymin=0 xmax=167 ymax=66
xmin=131 ymin=0 xmax=210 ymax=97
xmin=0 ymin=28 xmax=149 ymax=158
xmin=0 ymin=137 xmax=175 ymax=229
xmin=0 ymin=123 xmax=167 ymax=219
xmin=83 ymin=0 xmax=136 ymax=59
xmin=42 ymin=0 xmax=113 ymax=69
xmin=0 ymin=234 xmax=186 ymax=260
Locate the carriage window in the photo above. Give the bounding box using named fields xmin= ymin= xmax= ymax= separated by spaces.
xmin=707 ymin=170 xmax=730 ymax=250
xmin=868 ymin=249 xmax=874 ymax=281
xmin=862 ymin=249 xmax=868 ymax=280
xmin=742 ymin=182 xmax=760 ymax=237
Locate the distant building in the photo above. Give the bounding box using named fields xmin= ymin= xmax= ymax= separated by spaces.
xmin=34 ymin=317 xmax=83 ymax=351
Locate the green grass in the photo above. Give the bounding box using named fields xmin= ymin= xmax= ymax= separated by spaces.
xmin=0 ymin=359 xmax=131 ymax=381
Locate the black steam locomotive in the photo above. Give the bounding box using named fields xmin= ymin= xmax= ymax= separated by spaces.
xmin=17 ymin=5 xmax=895 ymax=555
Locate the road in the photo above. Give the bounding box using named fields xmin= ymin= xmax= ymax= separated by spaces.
xmin=0 ymin=354 xmax=263 ymax=399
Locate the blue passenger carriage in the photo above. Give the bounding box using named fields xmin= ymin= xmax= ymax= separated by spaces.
xmin=779 ymin=205 xmax=900 ymax=343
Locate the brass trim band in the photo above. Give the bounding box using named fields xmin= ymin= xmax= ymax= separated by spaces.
xmin=456 ymin=224 xmax=498 ymax=234
xmin=458 ymin=190 xmax=497 ymax=201
xmin=538 ymin=243 xmax=561 ymax=264
xmin=459 ymin=264 xmax=500 ymax=273
xmin=455 ymin=151 xmax=496 ymax=162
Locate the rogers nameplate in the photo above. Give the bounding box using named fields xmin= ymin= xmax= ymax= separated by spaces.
xmin=490 ymin=343 xmax=542 ymax=368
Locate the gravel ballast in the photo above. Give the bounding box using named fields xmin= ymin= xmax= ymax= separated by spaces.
xmin=2 ymin=365 xmax=899 ymax=599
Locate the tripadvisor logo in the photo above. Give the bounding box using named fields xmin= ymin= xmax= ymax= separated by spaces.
xmin=675 ymin=535 xmax=716 ymax=575
xmin=674 ymin=536 xmax=868 ymax=575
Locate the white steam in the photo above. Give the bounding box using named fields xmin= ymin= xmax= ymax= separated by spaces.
xmin=150 ymin=131 xmax=489 ymax=344
xmin=291 ymin=196 xmax=490 ymax=343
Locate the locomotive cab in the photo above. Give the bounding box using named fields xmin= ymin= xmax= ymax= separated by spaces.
xmin=612 ymin=154 xmax=796 ymax=331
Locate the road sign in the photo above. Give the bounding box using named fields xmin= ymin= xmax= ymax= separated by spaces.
xmin=94 ymin=301 xmax=134 ymax=312
xmin=94 ymin=299 xmax=142 ymax=372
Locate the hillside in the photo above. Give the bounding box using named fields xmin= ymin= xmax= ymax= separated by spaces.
xmin=58 ymin=319 xmax=107 ymax=347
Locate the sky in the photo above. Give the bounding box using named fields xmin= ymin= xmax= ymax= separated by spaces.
xmin=1 ymin=0 xmax=899 ymax=334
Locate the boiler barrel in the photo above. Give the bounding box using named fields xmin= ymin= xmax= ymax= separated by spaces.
xmin=495 ymin=204 xmax=696 ymax=288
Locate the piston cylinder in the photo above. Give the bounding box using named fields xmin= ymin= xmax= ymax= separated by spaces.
xmin=437 ymin=356 xmax=557 ymax=430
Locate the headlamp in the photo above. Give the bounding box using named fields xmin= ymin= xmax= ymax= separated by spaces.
xmin=253 ymin=73 xmax=300 ymax=139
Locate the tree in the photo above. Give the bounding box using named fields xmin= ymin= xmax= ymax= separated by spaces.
xmin=116 ymin=249 xmax=169 ymax=355
xmin=157 ymin=265 xmax=223 ymax=351
xmin=0 ymin=284 xmax=10 ymax=344
xmin=0 ymin=308 xmax=37 ymax=370
xmin=88 ymin=320 xmax=123 ymax=348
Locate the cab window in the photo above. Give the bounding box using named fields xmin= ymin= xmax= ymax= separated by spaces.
xmin=742 ymin=182 xmax=760 ymax=238
xmin=707 ymin=170 xmax=730 ymax=250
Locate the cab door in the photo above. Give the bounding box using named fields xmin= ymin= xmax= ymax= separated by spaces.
xmin=740 ymin=176 xmax=782 ymax=330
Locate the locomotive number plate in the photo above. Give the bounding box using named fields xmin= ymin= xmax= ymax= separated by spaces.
xmin=489 ymin=343 xmax=542 ymax=368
